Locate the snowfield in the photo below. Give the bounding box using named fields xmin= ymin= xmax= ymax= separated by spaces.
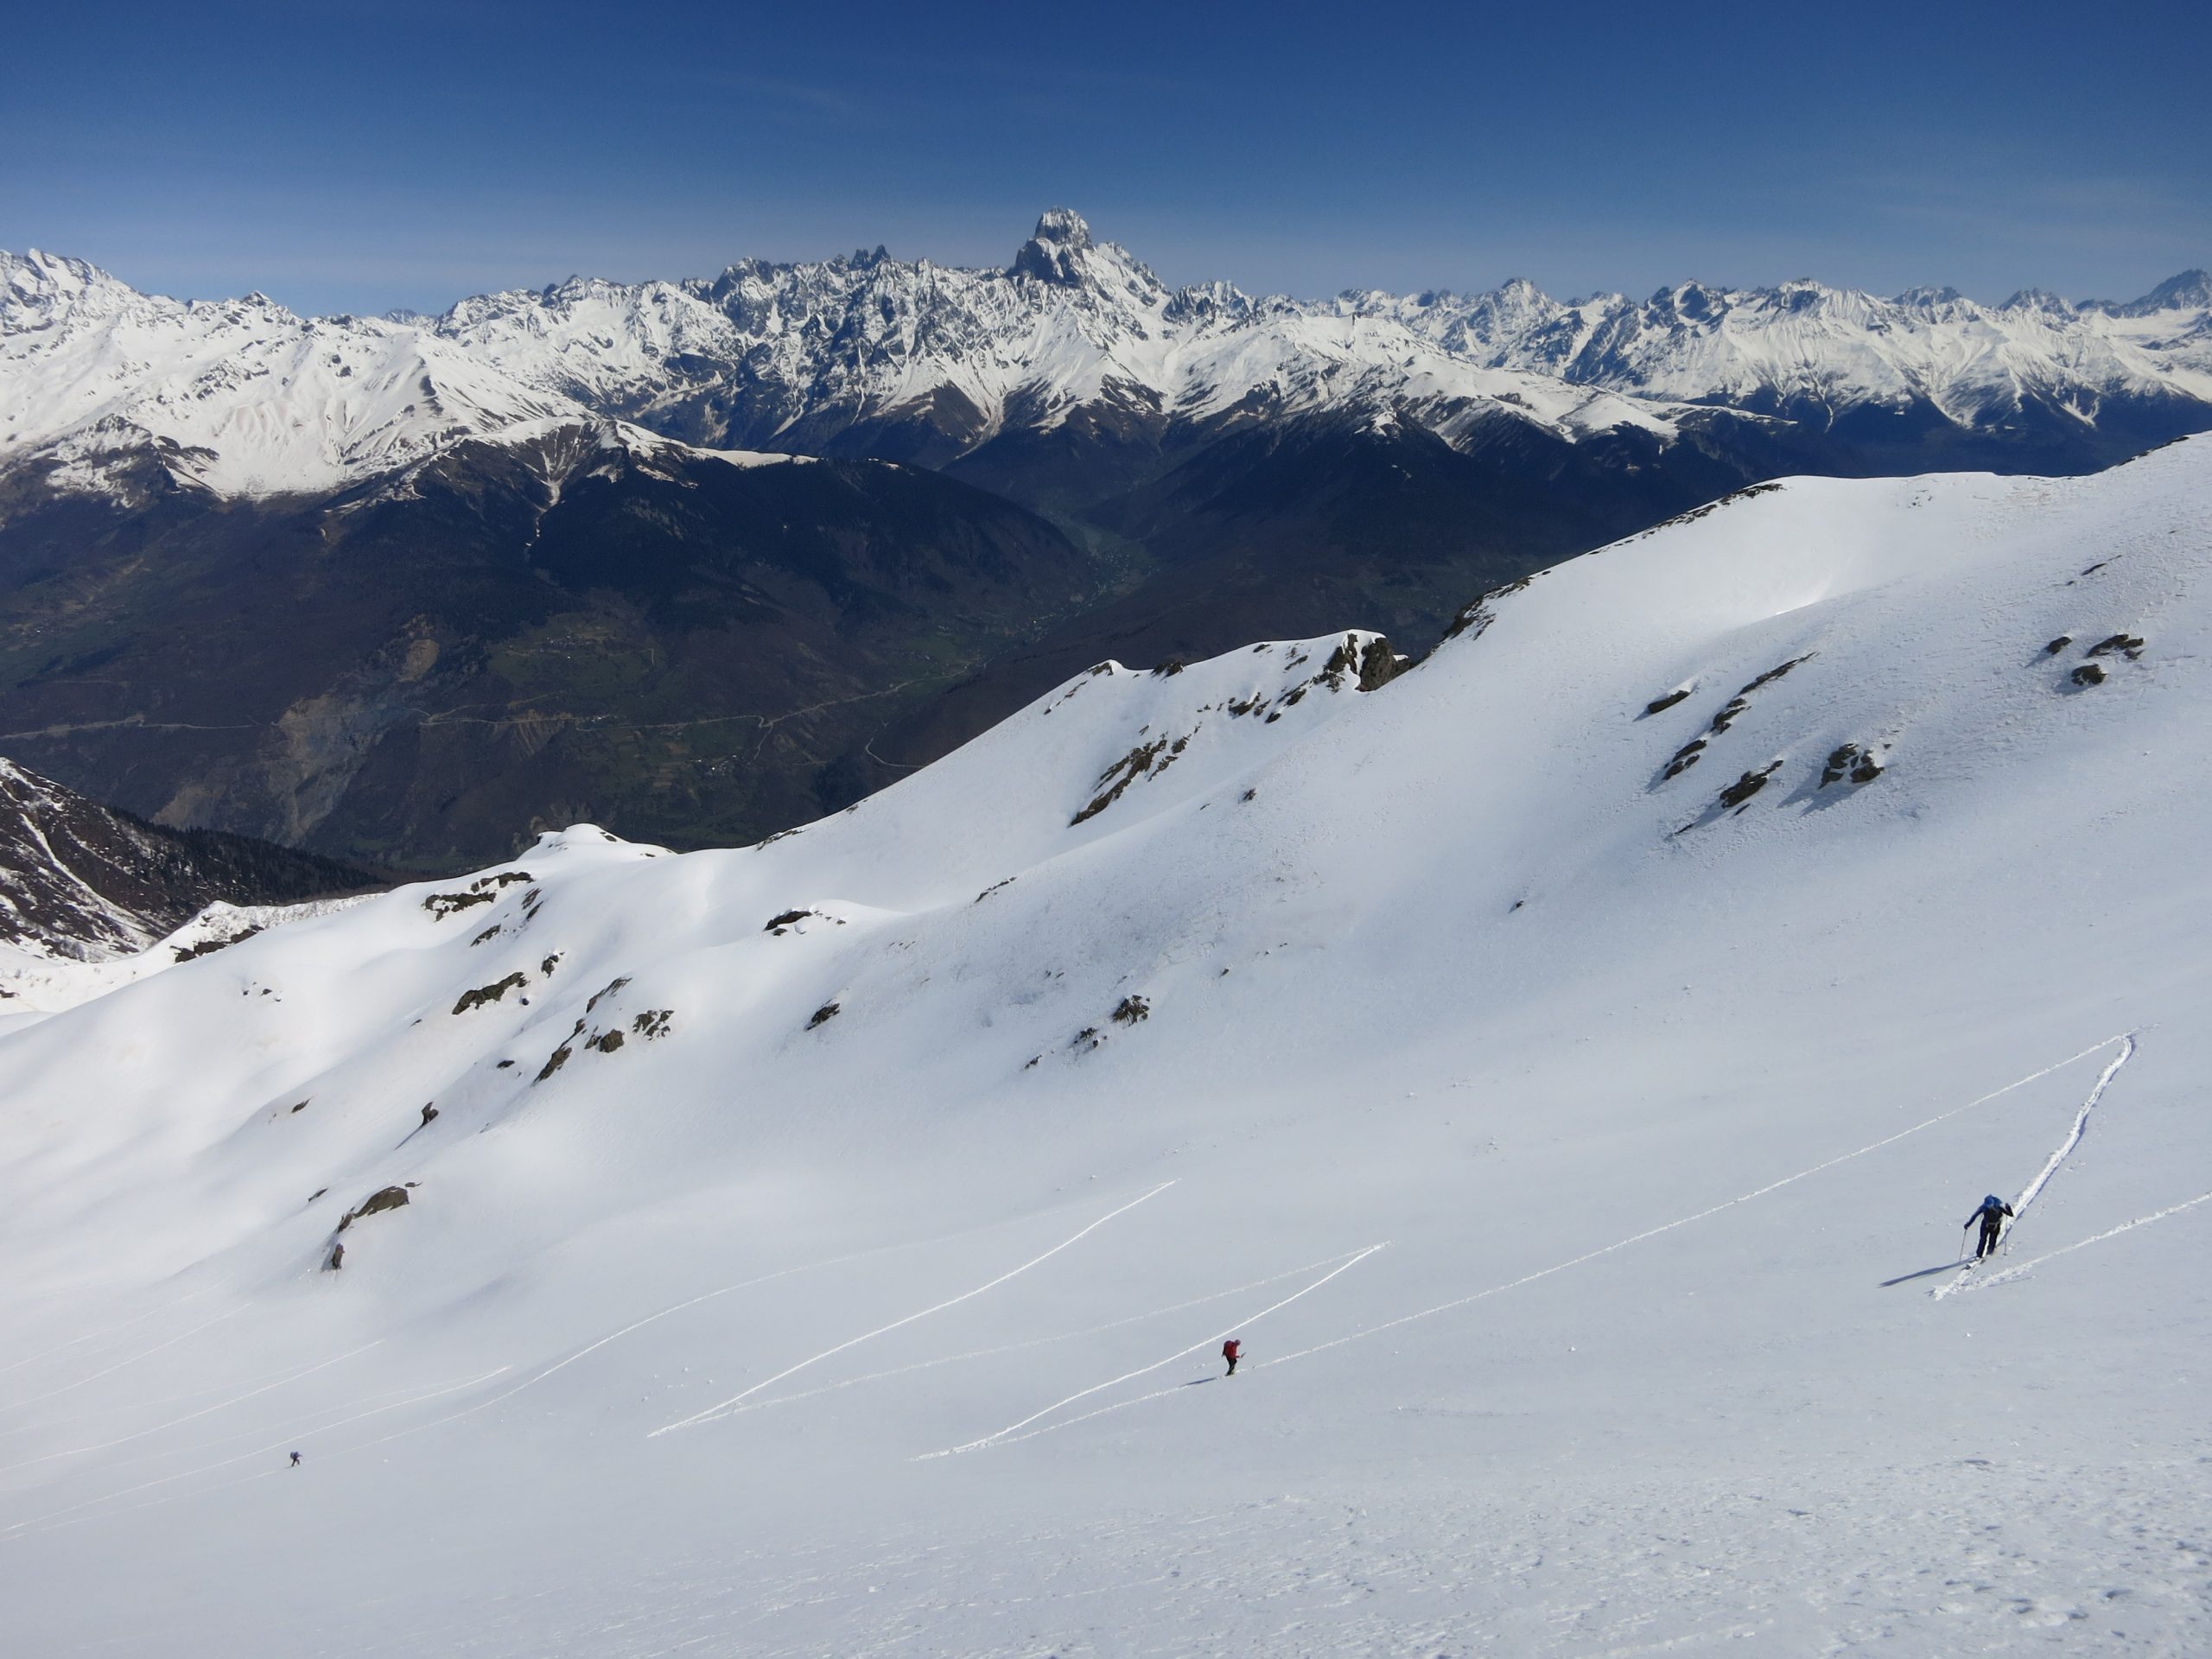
xmin=3 ymin=439 xmax=2209 ymax=1655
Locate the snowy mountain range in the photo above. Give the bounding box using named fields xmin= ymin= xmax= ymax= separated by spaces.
xmin=7 ymin=213 xmax=2209 ymax=500
xmin=3 ymin=435 xmax=2208 ymax=1654
xmin=4 ymin=213 xmax=2209 ymax=868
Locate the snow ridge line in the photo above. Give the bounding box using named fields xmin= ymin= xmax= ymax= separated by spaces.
xmin=653 ymin=1180 xmax=1178 ymax=1437
xmin=1934 ymin=1033 xmax=2138 ymax=1300
xmin=719 ymin=1249 xmax=1371 ymax=1422
xmin=1944 ymin=1189 xmax=2212 ymax=1295
xmin=946 ymin=1033 xmax=2139 ymax=1453
xmin=920 ymin=1243 xmax=1387 ymax=1460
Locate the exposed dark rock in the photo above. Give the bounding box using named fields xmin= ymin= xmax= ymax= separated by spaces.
xmin=1356 ymin=638 xmax=1406 ymax=691
xmin=424 ymin=891 xmax=494 ymax=919
xmin=586 ymin=976 xmax=632 ymax=1013
xmin=419 ymin=1103 xmax=439 ymax=1128
xmin=289 ymin=1099 xmax=309 ymax=1113
xmin=470 ymin=925 xmax=500 ymax=946
xmin=1111 ymin=995 xmax=1150 ymax=1025
xmin=1151 ymin=657 xmax=1186 ymax=677
xmin=765 ymin=908 xmax=813 ymax=930
xmin=2072 ymin=662 xmax=2107 ymax=686
xmin=808 ymin=1001 xmax=841 ymax=1028
xmin=336 ymin=1185 xmax=410 ymax=1232
xmin=1643 ymin=689 xmax=1692 ymax=715
xmin=453 ymin=972 xmax=527 ymax=1014
xmin=1664 ymin=739 xmax=1707 ymax=779
xmin=2044 ymin=635 xmax=2074 ymax=655
xmin=632 ymin=1009 xmax=672 ymax=1039
xmin=1071 ymin=738 xmax=1171 ymax=825
xmin=1718 ymin=762 xmax=1783 ymax=809
xmin=2087 ymin=633 xmax=2145 ymax=658
xmin=586 ymin=1028 xmax=626 ymax=1053
xmin=536 ymin=1042 xmax=575 ymax=1081
xmin=471 ymin=871 xmax=533 ymax=893
xmin=496 ymin=1058 xmax=515 ymax=1069
xmin=327 ymin=1243 xmax=345 ymax=1271
xmin=1443 ymin=576 xmax=1536 ymax=642
xmin=1849 ymin=755 xmax=1885 ymax=784
xmin=173 ymin=924 xmax=265 ymax=963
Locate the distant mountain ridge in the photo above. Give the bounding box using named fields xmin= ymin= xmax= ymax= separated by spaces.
xmin=3 ymin=215 xmax=2209 ymax=870
xmin=7 ymin=216 xmax=2209 ymax=502
xmin=0 ymin=757 xmax=381 ymax=962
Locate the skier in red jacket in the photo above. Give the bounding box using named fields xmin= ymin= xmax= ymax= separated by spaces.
xmin=1222 ymin=1338 xmax=1242 ymax=1376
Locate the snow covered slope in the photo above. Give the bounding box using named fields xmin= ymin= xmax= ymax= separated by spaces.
xmin=11 ymin=218 xmax=2207 ymax=499
xmin=3 ymin=442 xmax=2210 ymax=1654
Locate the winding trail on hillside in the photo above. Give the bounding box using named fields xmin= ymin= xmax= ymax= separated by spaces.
xmin=654 ymin=1180 xmax=1177 ymax=1437
xmin=1933 ymin=1033 xmax=2138 ymax=1299
xmin=937 ymin=1033 xmax=2136 ymax=1456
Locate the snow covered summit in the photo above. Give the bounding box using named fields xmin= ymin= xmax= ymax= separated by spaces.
xmin=3 ymin=439 xmax=2209 ymax=1652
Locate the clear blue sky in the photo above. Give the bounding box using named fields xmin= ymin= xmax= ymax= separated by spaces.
xmin=3 ymin=0 xmax=2205 ymax=315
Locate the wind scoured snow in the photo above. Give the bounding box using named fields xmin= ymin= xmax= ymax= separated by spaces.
xmin=2 ymin=443 xmax=2210 ymax=1653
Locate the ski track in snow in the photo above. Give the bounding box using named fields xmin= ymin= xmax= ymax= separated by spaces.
xmin=945 ymin=1035 xmax=2136 ymax=1456
xmin=924 ymin=1243 xmax=1388 ymax=1459
xmin=654 ymin=1181 xmax=1177 ymax=1437
xmin=1933 ymin=1033 xmax=2138 ymax=1300
xmin=0 ymin=1273 xmax=231 ymax=1379
xmin=0 ymin=1340 xmax=381 ymax=1475
xmin=0 ymin=1300 xmax=251 ymax=1414
xmin=2 ymin=1184 xmax=1196 ymax=1529
xmin=0 ymin=1365 xmax=511 ymax=1542
xmin=721 ymin=1249 xmax=1372 ymax=1421
xmin=1948 ymin=1188 xmax=2212 ymax=1296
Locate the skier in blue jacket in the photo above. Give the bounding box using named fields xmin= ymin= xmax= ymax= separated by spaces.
xmin=1967 ymin=1194 xmax=2014 ymax=1261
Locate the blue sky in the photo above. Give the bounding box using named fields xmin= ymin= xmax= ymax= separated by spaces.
xmin=3 ymin=0 xmax=2205 ymax=315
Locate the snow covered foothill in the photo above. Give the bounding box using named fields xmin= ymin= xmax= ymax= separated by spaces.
xmin=3 ymin=442 xmax=2211 ymax=1653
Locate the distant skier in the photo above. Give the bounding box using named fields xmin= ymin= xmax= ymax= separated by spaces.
xmin=1967 ymin=1193 xmax=2014 ymax=1262
xmin=1223 ymin=1338 xmax=1242 ymax=1377
xmin=289 ymin=1451 xmax=302 ymax=1467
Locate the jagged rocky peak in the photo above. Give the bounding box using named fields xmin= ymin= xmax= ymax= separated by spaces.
xmin=1009 ymin=207 xmax=1098 ymax=285
xmin=2127 ymin=270 xmax=2212 ymax=315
